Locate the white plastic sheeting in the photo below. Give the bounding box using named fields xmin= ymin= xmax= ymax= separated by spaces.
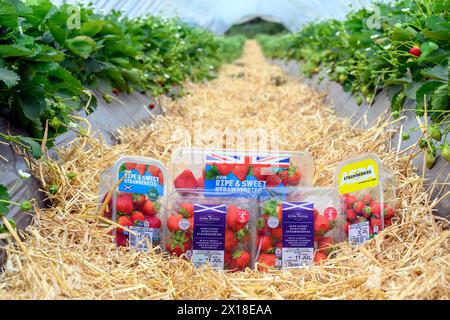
xmin=51 ymin=0 xmax=387 ymax=34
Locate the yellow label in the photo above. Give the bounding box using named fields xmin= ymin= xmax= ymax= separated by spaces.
xmin=337 ymin=158 xmax=379 ymax=194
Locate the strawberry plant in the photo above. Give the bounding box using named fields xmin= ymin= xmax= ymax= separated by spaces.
xmin=258 ymin=0 xmax=449 ymax=165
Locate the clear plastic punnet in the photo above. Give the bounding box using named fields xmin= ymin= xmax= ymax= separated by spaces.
xmin=162 ymin=189 xmax=257 ymax=271
xmin=255 ymin=187 xmax=344 ymax=270
xmin=168 ymin=148 xmax=315 ymax=196
xmin=335 ymin=153 xmax=395 ymax=245
xmin=98 ymin=156 xmax=167 ymax=250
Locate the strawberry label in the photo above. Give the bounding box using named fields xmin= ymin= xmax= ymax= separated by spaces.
xmin=191 ymin=204 xmax=227 ymax=269
xmin=237 ymin=209 xmax=250 ymax=224
xmin=337 ymin=158 xmax=379 ymax=194
xmin=281 ymin=202 xmax=314 ymax=268
xmin=324 ymin=207 xmax=338 ymax=221
xmin=118 ymin=163 xmax=164 ymax=198
xmin=348 ymin=221 xmax=370 ymax=245
xmin=204 ymin=152 xmax=291 ymax=196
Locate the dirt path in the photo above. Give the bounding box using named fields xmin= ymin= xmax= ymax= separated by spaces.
xmin=0 ymin=41 xmax=448 ymax=300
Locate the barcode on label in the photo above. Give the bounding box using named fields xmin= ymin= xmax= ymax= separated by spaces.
xmin=348 ymin=221 xmax=370 ymax=245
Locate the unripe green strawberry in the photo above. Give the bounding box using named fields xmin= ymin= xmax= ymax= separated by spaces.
xmin=429 ymin=126 xmax=442 ymax=141
xmin=425 ymin=152 xmax=436 ymax=169
xmin=441 ymin=145 xmax=450 ymax=163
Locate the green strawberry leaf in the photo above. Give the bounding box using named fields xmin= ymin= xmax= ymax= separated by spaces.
xmin=0 ymin=67 xmax=20 ymax=88
xmin=205 ymin=165 xmax=219 ymax=180
xmin=65 ymin=35 xmax=96 ymax=59
xmin=0 ymin=184 xmax=11 ymax=216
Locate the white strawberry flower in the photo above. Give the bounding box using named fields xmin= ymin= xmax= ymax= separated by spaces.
xmin=18 ymin=169 xmax=31 ymax=179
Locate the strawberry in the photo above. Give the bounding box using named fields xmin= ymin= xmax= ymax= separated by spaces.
xmin=258 ymin=235 xmax=273 ymax=253
xmin=167 ymin=231 xmax=191 ymax=256
xmin=144 ymin=215 xmax=161 ymax=228
xmin=231 ymin=250 xmax=250 ymax=270
xmin=174 ymin=169 xmax=198 ymax=189
xmin=141 ymin=200 xmax=159 ymax=216
xmin=357 ymin=216 xmax=367 ymax=223
xmin=116 ymin=233 xmax=128 ymax=246
xmin=353 ymin=201 xmax=365 ymax=214
xmin=196 ymin=176 xmax=204 ymax=188
xmin=149 ymin=103 xmax=155 ymax=109
xmin=257 ymin=253 xmax=276 ymax=272
xmin=231 ymin=165 xmax=249 ymax=181
xmin=409 ymin=46 xmax=421 ymax=57
xmin=314 ymin=208 xmax=320 ymax=220
xmin=370 ymin=217 xmax=382 ymax=229
xmin=371 ymin=202 xmax=381 ymax=218
xmin=131 ymin=211 xmax=145 ymax=223
xmin=116 ymin=194 xmax=134 ymax=215
xmin=346 ymin=209 xmax=357 ymax=222
xmin=236 ymin=228 xmax=250 ymax=242
xmin=275 ymin=241 xmax=282 ymax=249
xmin=117 ymin=216 xmax=133 ymax=234
xmin=224 ymin=251 xmax=232 ymax=266
xmin=362 ymin=206 xmax=372 ymax=218
xmin=167 ymin=214 xmax=183 ymax=232
xmin=263 ymin=200 xmax=282 ymax=221
xmin=125 ymin=162 xmax=136 ymax=171
xmin=225 ymin=229 xmax=238 ymax=251
xmin=226 ymin=206 xmax=247 ymax=231
xmin=271 ymin=226 xmax=282 ymax=241
xmin=215 ymin=164 xmax=234 ymax=176
xmin=252 ymin=166 xmax=266 ymax=181
xmin=384 ymin=206 xmax=394 ymax=219
xmin=179 ymin=203 xmax=194 ymax=218
xmin=266 ymin=174 xmax=282 ymax=187
xmin=158 ymin=171 xmax=164 ymax=185
xmin=314 ymin=214 xmax=330 ymax=236
xmin=362 ymin=194 xmax=372 ymax=205
xmin=257 ymin=217 xmax=270 ymax=235
xmin=346 ymin=195 xmax=357 ymax=209
xmin=147 ymin=165 xmax=161 ymax=177
xmin=135 ymin=164 xmax=147 ymax=176
xmin=133 ymin=194 xmax=146 ymax=209
xmin=318 ymin=237 xmax=335 ymax=255
xmin=384 ymin=218 xmax=392 ymax=227
xmin=314 ymin=251 xmax=328 ymax=264
xmin=278 ymin=170 xmax=288 ymax=186
xmin=369 ymin=225 xmax=374 ymax=235
xmin=112 ymin=87 xmax=120 ymax=95
xmin=287 ymin=165 xmax=301 ymax=185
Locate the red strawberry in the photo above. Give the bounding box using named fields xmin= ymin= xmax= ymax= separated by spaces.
xmin=314 ymin=251 xmax=328 ymax=264
xmin=362 ymin=194 xmax=372 ymax=205
xmin=314 ymin=214 xmax=330 ymax=236
xmin=117 ymin=216 xmax=133 ymax=234
xmin=116 ymin=233 xmax=128 ymax=246
xmin=287 ymin=165 xmax=301 ymax=185
xmin=384 ymin=206 xmax=394 ymax=219
xmin=257 ymin=217 xmax=270 ymax=235
xmin=158 ymin=171 xmax=164 ymax=185
xmin=225 ymin=229 xmax=238 ymax=251
xmin=275 ymin=241 xmax=282 ymax=249
xmin=215 ymin=164 xmax=234 ymax=176
xmin=174 ymin=169 xmax=198 ymax=189
xmin=369 ymin=225 xmax=374 ymax=235
xmin=232 ymin=165 xmax=249 ymax=181
xmin=258 ymin=235 xmax=273 ymax=253
xmin=346 ymin=195 xmax=357 ymax=209
xmin=314 ymin=208 xmax=320 ymax=220
xmin=226 ymin=206 xmax=247 ymax=231
xmin=141 ymin=200 xmax=159 ymax=216
xmin=144 ymin=215 xmax=161 ymax=228
xmin=353 ymin=201 xmax=365 ymax=214
xmin=149 ymin=103 xmax=155 ymax=109
xmin=167 ymin=231 xmax=191 ymax=256
xmin=384 ymin=218 xmax=392 ymax=227
xmin=125 ymin=162 xmax=136 ymax=171
xmin=116 ymin=194 xmax=134 ymax=215
xmin=167 ymin=214 xmax=183 ymax=232
xmin=224 ymin=251 xmax=232 ymax=266
xmin=179 ymin=203 xmax=194 ymax=218
xmin=112 ymin=87 xmax=120 ymax=95
xmin=231 ymin=250 xmax=250 ymax=270
xmin=252 ymin=166 xmax=266 ymax=181
xmin=196 ymin=176 xmax=204 ymax=188
xmin=409 ymin=46 xmax=421 ymax=57
xmin=147 ymin=165 xmax=161 ymax=177
xmin=371 ymin=202 xmax=381 ymax=217
xmin=135 ymin=164 xmax=147 ymax=176
xmin=266 ymin=174 xmax=282 ymax=187
xmin=278 ymin=170 xmax=288 ymax=186
xmin=370 ymin=217 xmax=382 ymax=229
xmin=257 ymin=253 xmax=276 ymax=272
xmin=346 ymin=209 xmax=357 ymax=222
xmin=133 ymin=194 xmax=146 ymax=209
xmin=271 ymin=226 xmax=282 ymax=241
xmin=362 ymin=206 xmax=372 ymax=219
xmin=131 ymin=211 xmax=145 ymax=223
xmin=318 ymin=237 xmax=335 ymax=255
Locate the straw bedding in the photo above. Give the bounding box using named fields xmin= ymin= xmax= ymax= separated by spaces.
xmin=0 ymin=40 xmax=448 ymax=300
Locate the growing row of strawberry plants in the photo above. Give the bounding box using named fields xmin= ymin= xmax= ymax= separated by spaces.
xmin=0 ymin=0 xmax=245 ymax=154
xmin=257 ymin=0 xmax=449 ymax=167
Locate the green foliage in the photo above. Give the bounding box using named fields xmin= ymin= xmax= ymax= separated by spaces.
xmin=0 ymin=0 xmax=244 ymax=150
xmin=226 ymin=18 xmax=287 ymax=38
xmin=257 ymin=0 xmax=449 ymax=164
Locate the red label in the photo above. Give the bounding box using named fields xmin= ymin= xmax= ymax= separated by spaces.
xmin=324 ymin=207 xmax=338 ymax=221
xmin=237 ymin=209 xmax=250 ymax=224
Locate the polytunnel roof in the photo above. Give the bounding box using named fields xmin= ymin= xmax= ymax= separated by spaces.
xmin=51 ymin=0 xmax=388 ymax=34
